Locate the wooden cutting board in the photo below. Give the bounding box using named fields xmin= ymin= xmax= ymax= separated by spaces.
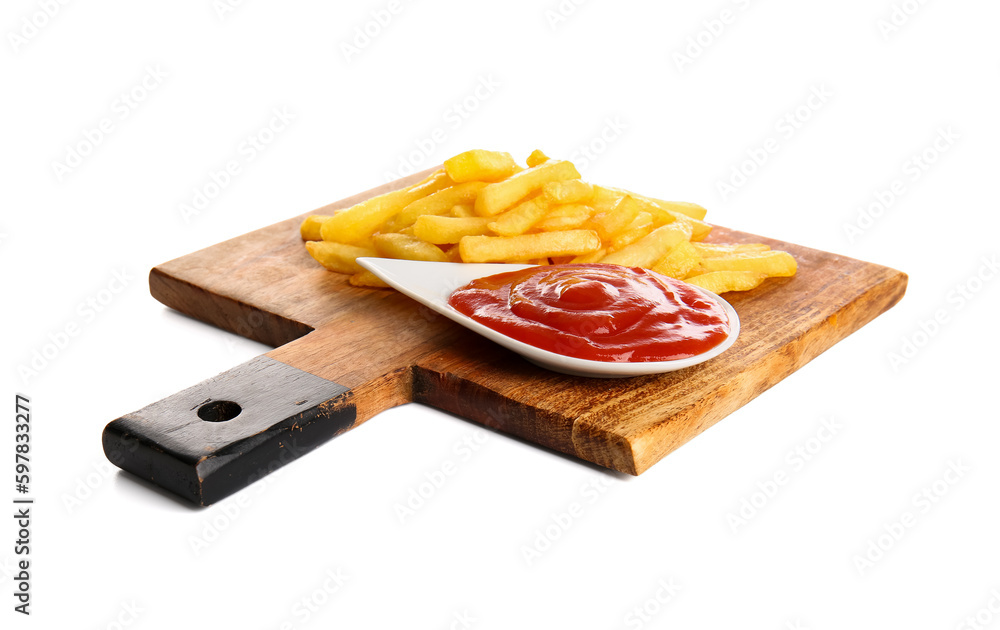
xmin=103 ymin=168 xmax=908 ymax=506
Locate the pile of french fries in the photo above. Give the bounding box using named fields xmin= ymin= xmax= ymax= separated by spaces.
xmin=301 ymin=150 xmax=796 ymax=293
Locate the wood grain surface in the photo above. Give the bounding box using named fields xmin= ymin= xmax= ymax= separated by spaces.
xmin=138 ymin=168 xmax=906 ymax=485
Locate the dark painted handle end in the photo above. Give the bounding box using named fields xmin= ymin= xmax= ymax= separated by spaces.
xmin=103 ymin=356 xmax=354 ymax=506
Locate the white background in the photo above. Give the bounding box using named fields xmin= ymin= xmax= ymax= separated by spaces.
xmin=2 ymin=1 xmax=999 ymax=628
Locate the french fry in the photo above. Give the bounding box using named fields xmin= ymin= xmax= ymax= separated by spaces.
xmin=305 ymin=241 xmax=376 ymax=274
xmin=570 ymin=248 xmax=607 ymax=264
xmin=475 ymin=160 xmax=580 ymax=216
xmin=602 ymin=221 xmax=693 ymax=268
xmin=543 ymin=179 xmax=594 ymax=204
xmin=320 ymin=169 xmax=452 ymax=244
xmin=613 ymin=187 xmax=709 ymax=221
xmin=665 ymin=210 xmax=712 ymax=241
xmin=373 ymin=233 xmax=450 ymax=262
xmin=609 ymin=211 xmax=654 ymax=250
xmin=535 ymin=204 xmax=593 ymax=231
xmin=300 ymin=215 xmax=333 ymax=241
xmin=459 ymin=230 xmax=601 ymax=263
xmin=413 ymin=215 xmax=492 ymax=244
xmin=450 ymin=203 xmax=476 ymax=218
xmin=304 ymin=148 xmax=797 ymax=295
xmin=587 ymin=195 xmax=642 ymax=241
xmin=685 ymin=270 xmax=767 ymax=294
xmin=700 ymin=250 xmax=797 ymax=277
xmin=349 ymin=269 xmax=390 ymax=288
xmin=444 ymin=150 xmax=518 ymax=183
xmin=650 ymin=199 xmax=708 ymax=221
xmin=526 ymin=149 xmax=550 ymax=168
xmin=590 ymin=185 xmax=627 ymax=212
xmin=443 ymin=244 xmax=463 ymax=262
xmin=651 ymin=240 xmax=701 ymax=280
xmin=487 ymin=196 xmax=551 ymax=236
xmin=692 ymin=242 xmax=771 ymax=257
xmin=385 ymin=181 xmax=488 ymax=232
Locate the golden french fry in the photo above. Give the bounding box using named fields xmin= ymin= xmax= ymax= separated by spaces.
xmin=443 ymin=244 xmax=463 ymax=262
xmin=650 ymin=199 xmax=708 ymax=221
xmin=610 ymin=223 xmax=654 ymax=251
xmin=651 ymin=240 xmax=701 ymax=280
xmin=305 ymin=148 xmax=797 ymax=294
xmin=602 ymin=221 xmax=693 ymax=268
xmin=385 ymin=181 xmax=489 ymax=232
xmin=588 ymin=186 xmax=626 ymax=216
xmin=349 ymin=269 xmax=390 ymax=288
xmin=587 ymin=195 xmax=642 ymax=241
xmin=613 ymin=187 xmax=709 ymax=221
xmin=305 ymin=241 xmax=376 ymax=274
xmin=373 ymin=233 xmax=449 ymax=262
xmin=570 ymin=248 xmax=607 ymax=264
xmin=526 ymin=149 xmax=550 ymax=168
xmin=692 ymin=242 xmax=771 ymax=257
xmin=608 ymin=214 xmax=653 ymax=250
xmin=685 ymin=270 xmax=767 ymax=294
xmin=413 ymin=215 xmax=492 ymax=244
xmin=444 ymin=150 xmax=517 ymax=183
xmin=543 ymin=179 xmax=594 ymax=204
xmin=450 ymin=203 xmax=476 ymax=218
xmin=475 ymin=160 xmax=580 ymax=216
xmin=459 ymin=230 xmax=601 ymax=263
xmin=488 ymin=196 xmax=551 ymax=236
xmin=700 ymin=250 xmax=797 ymax=277
xmin=535 ymin=204 xmax=594 ymax=231
xmin=320 ymin=169 xmax=452 ymax=244
xmin=665 ymin=210 xmax=712 ymax=241
xmin=300 ymin=215 xmax=333 ymax=241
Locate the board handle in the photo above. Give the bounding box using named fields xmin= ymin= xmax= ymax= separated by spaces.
xmin=102 ymin=356 xmax=354 ymax=506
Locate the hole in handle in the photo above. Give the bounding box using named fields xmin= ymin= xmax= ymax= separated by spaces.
xmin=198 ymin=400 xmax=242 ymax=422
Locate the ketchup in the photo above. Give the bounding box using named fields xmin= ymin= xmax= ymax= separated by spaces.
xmin=447 ymin=263 xmax=731 ymax=362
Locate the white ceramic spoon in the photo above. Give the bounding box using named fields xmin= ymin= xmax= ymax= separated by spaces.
xmin=357 ymin=257 xmax=740 ymax=378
